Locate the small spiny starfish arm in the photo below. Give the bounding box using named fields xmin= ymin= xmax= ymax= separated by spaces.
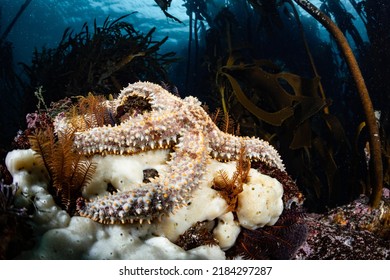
xmin=55 ymin=82 xmax=285 ymax=224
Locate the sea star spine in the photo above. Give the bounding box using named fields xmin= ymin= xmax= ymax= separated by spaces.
xmin=55 ymin=82 xmax=286 ymax=224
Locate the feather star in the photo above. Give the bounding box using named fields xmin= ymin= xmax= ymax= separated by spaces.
xmin=54 ymin=82 xmax=285 ymax=224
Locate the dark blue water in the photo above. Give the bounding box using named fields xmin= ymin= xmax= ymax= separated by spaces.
xmin=1 ymin=0 xmax=190 ymax=66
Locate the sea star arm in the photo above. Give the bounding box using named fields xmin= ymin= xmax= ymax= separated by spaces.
xmin=56 ymin=81 xmax=286 ymax=224
xmin=77 ymin=131 xmax=209 ymax=224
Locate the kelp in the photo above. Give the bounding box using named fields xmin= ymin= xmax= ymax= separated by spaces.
xmin=20 ymin=14 xmax=177 ymax=115
xmin=0 ymin=1 xmax=32 ymax=149
xmin=182 ymin=0 xmax=212 ymax=93
xmin=197 ymin=1 xmax=370 ymax=211
xmin=293 ymin=0 xmax=383 ymax=208
xmin=154 ymin=0 xmax=184 ymax=23
xmin=218 ymin=59 xmax=326 ymax=132
xmin=216 ymin=56 xmax=353 ymax=209
xmin=247 ymin=0 xmax=284 ymax=32
xmin=319 ymin=0 xmax=364 ymax=53
xmin=216 ymin=19 xmax=327 ymax=148
xmin=285 ymin=0 xmax=328 ymax=113
xmin=361 ymin=0 xmax=390 ymax=189
xmin=0 ymin=0 xmax=32 ymax=43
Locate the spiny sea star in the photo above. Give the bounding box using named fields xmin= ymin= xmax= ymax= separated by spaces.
xmin=55 ymin=82 xmax=285 ymax=224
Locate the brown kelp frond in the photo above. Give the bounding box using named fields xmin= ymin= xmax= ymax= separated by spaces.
xmin=217 ymin=57 xmax=326 ymax=131
xmin=247 ymin=0 xmax=284 ymax=31
xmin=28 ymin=127 xmax=96 ymax=214
xmin=20 ymin=14 xmax=176 ymax=116
xmin=0 ymin=0 xmax=33 ymax=43
xmin=212 ymin=144 xmax=250 ymax=212
xmin=205 ymin=2 xmax=370 ymax=211
xmin=292 ymin=0 xmax=383 ymax=208
xmin=317 ymin=0 xmax=364 ymax=52
xmin=382 ymin=127 xmax=390 ymax=190
xmin=154 ymin=0 xmax=184 ymax=24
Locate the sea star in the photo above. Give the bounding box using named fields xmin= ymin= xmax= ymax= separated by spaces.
xmin=55 ymin=82 xmax=285 ymax=224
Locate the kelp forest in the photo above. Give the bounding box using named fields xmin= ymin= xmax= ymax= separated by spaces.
xmin=0 ymin=0 xmax=389 ymax=215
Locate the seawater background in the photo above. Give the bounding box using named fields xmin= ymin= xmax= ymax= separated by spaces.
xmin=1 ymin=0 xmax=190 ymax=67
xmin=1 ymin=0 xmax=366 ymax=70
